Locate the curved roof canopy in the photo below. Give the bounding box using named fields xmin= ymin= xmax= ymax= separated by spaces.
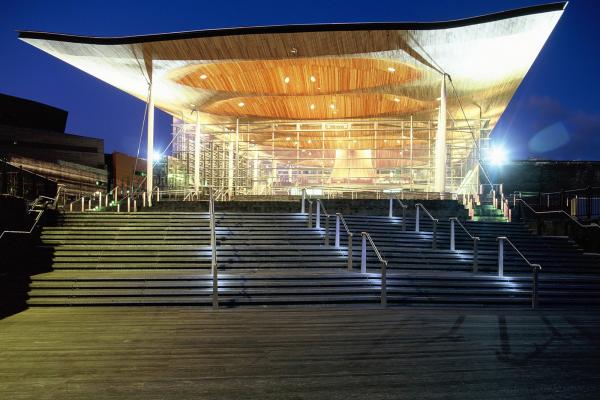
xmin=19 ymin=2 xmax=566 ymax=127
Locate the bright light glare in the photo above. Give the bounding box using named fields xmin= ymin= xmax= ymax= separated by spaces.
xmin=488 ymin=147 xmax=508 ymax=166
xmin=153 ymin=150 xmax=163 ymax=161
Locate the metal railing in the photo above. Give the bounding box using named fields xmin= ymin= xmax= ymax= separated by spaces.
xmin=315 ymin=199 xmax=331 ymax=246
xmin=415 ymin=203 xmax=438 ymax=249
xmin=516 ymin=198 xmax=600 ymax=232
xmin=449 ymin=217 xmax=480 ymax=272
xmin=360 ymin=232 xmax=388 ymax=306
xmin=0 ymin=185 xmax=64 ymax=241
xmin=388 ymin=194 xmax=408 ymax=231
xmin=209 ymin=188 xmax=218 ymax=309
xmin=497 ymin=236 xmax=542 ymax=309
xmin=306 ymin=199 xmax=314 ymax=228
xmin=335 ymin=213 xmax=353 ymax=270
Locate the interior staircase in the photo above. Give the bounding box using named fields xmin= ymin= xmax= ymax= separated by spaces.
xmin=26 ymin=209 xmax=600 ymax=307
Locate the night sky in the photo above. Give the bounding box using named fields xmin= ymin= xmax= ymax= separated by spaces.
xmin=1 ymin=0 xmax=599 ymax=161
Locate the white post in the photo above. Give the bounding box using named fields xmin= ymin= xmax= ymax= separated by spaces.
xmin=127 ymin=197 xmax=131 ymax=213
xmin=498 ymin=238 xmax=504 ymax=277
xmin=147 ymin=84 xmax=154 ymax=207
xmin=450 ymin=219 xmax=455 ymax=251
xmin=88 ymin=198 xmax=91 ymax=210
xmin=194 ymin=111 xmax=201 ymax=195
xmin=335 ymin=215 xmax=340 ymax=248
xmin=228 ymin=132 xmax=234 ymax=201
xmin=105 ymin=193 xmax=108 ymax=207
xmin=301 ymin=189 xmax=306 ymax=213
xmin=81 ymin=197 xmax=85 ymax=212
xmin=134 ymin=199 xmax=137 ymax=212
xmin=156 ymin=187 xmax=160 ymax=202
xmin=361 ymin=235 xmax=367 ymax=273
xmin=117 ymin=203 xmax=120 ymax=213
xmin=389 ymin=196 xmax=393 ymax=218
xmin=415 ymin=205 xmax=420 ymax=232
xmin=434 ymin=74 xmax=447 ymax=193
xmin=99 ymin=194 xmax=102 ymax=208
xmin=142 ymin=192 xmax=146 ymax=207
xmin=316 ymin=201 xmax=321 ymax=229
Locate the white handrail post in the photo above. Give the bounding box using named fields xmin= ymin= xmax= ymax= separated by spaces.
xmin=81 ymin=197 xmax=85 ymax=212
xmin=143 ymin=192 xmax=147 ymax=208
xmin=498 ymin=237 xmax=504 ymax=277
xmin=316 ymin=201 xmax=321 ymax=229
xmin=127 ymin=197 xmax=131 ymax=213
xmin=88 ymin=198 xmax=91 ymax=211
xmin=388 ymin=196 xmax=393 ymax=218
xmin=415 ymin=205 xmax=420 ymax=232
xmin=361 ymin=234 xmax=367 ymax=273
xmin=133 ymin=199 xmax=137 ymax=212
xmin=105 ymin=193 xmax=108 ymax=206
xmin=301 ymin=188 xmax=306 ymax=213
xmin=450 ymin=218 xmax=455 ymax=251
xmin=99 ymin=194 xmax=102 ymax=208
xmin=117 ymin=203 xmax=120 ymax=213
xmin=335 ymin=214 xmax=340 ymax=247
xmin=156 ymin=187 xmax=160 ymax=202
xmin=70 ymin=203 xmax=73 ymax=212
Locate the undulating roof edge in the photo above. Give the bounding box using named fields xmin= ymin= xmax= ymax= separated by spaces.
xmin=17 ymin=2 xmax=567 ymax=45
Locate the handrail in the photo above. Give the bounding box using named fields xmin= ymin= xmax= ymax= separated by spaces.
xmin=497 ymin=236 xmax=542 ymax=310
xmin=335 ymin=213 xmax=353 ymax=270
xmin=415 ymin=203 xmax=439 ymax=249
xmin=388 ymin=194 xmax=408 ymax=231
xmin=68 ymin=196 xmax=88 ymax=212
xmin=360 ymin=231 xmax=388 ymax=306
xmin=315 ymin=199 xmax=331 ymax=246
xmin=0 ymin=186 xmax=63 ymax=240
xmin=516 ymin=198 xmax=600 ymax=230
xmin=306 ymin=199 xmax=314 ymax=228
xmin=209 ymin=188 xmax=218 ymax=309
xmin=449 ymin=217 xmax=480 ymax=272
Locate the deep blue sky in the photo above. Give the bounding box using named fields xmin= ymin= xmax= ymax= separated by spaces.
xmin=1 ymin=0 xmax=599 ymax=160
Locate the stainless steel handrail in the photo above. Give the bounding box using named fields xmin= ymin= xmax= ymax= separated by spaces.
xmin=388 ymin=194 xmax=408 ymax=231
xmin=209 ymin=188 xmax=218 ymax=309
xmin=360 ymin=231 xmax=388 ymax=306
xmin=449 ymin=217 xmax=480 ymax=272
xmin=306 ymin=199 xmax=314 ymax=228
xmin=516 ymin=198 xmax=600 ymax=229
xmin=497 ymin=236 xmax=542 ymax=310
xmin=335 ymin=213 xmax=353 ymax=270
xmin=415 ymin=203 xmax=439 ymax=249
xmin=0 ymin=186 xmax=64 ymax=240
xmin=315 ymin=199 xmax=331 ymax=246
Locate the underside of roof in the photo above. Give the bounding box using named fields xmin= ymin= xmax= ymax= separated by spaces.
xmin=18 ymin=2 xmax=566 ymax=130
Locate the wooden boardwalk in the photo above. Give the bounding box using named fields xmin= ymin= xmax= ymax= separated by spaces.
xmin=1 ymin=306 xmax=600 ymax=399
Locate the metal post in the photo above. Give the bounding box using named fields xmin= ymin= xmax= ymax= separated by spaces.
xmin=381 ymin=261 xmax=387 ymax=306
xmin=301 ymin=188 xmax=306 ymax=213
xmin=402 ymin=206 xmax=406 ymax=231
xmin=324 ymin=215 xmax=330 ymax=246
xmin=133 ymin=199 xmax=137 ymax=212
xmin=307 ymin=202 xmax=313 ymax=228
xmin=361 ymin=234 xmax=367 ymax=273
xmin=532 ymin=265 xmax=540 ymax=310
xmin=316 ymin=201 xmax=321 ymax=229
xmin=389 ymin=196 xmax=393 ymax=218
xmin=415 ymin=205 xmax=420 ymax=232
xmin=335 ymin=215 xmax=340 ymax=247
xmin=432 ymin=220 xmax=437 ymax=250
xmin=473 ymin=238 xmax=479 ymax=273
xmin=143 ymin=192 xmax=146 ymax=208
xmin=498 ymin=237 xmax=504 ymax=277
xmin=88 ymin=198 xmax=92 ymax=210
xmin=127 ymin=197 xmax=131 ymax=213
xmin=81 ymin=197 xmax=85 ymax=212
xmin=117 ymin=203 xmax=120 ymax=213
xmin=147 ymin=84 xmax=154 ymax=207
xmin=348 ymin=233 xmax=353 ymax=270
xmin=450 ymin=219 xmax=455 ymax=251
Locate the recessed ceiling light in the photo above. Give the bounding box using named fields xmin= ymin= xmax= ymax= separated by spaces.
xmin=387 ymin=67 xmax=396 ymax=73
xmin=200 ymin=74 xmax=207 ymax=80
xmin=396 ymin=140 xmax=400 ymax=143
xmin=307 ymin=139 xmax=312 ymax=144
xmin=309 ymin=104 xmax=315 ymax=110
xmin=238 ymin=102 xmax=245 ymax=107
xmin=384 ymin=139 xmax=388 ymax=142
xmin=353 ymin=140 xmax=357 ymax=144
xmin=330 ymin=104 xmax=335 ymax=110
xmin=310 ymin=76 xmax=316 ymax=82
xmin=394 ymin=98 xmax=400 ymax=103
xmin=284 ymin=76 xmax=290 ymax=84
xmin=308 ymin=151 xmax=312 ymax=156
xmin=286 ymin=137 xmax=291 ymax=141
xmin=190 ymin=103 xmax=196 ymax=107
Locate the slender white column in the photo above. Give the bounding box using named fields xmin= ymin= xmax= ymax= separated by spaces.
xmin=147 ymin=84 xmax=154 ymax=207
xmin=434 ymin=75 xmax=447 ymax=193
xmin=228 ymin=131 xmax=234 ymax=200
xmin=194 ymin=111 xmax=201 ymax=194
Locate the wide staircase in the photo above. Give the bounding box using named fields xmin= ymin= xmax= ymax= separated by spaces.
xmin=26 ymin=208 xmax=600 ymax=307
